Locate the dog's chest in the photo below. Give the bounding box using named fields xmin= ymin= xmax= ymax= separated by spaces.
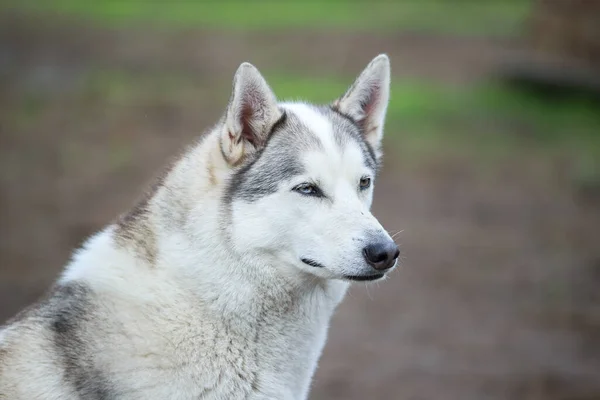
xmin=107 ymin=282 xmax=346 ymax=399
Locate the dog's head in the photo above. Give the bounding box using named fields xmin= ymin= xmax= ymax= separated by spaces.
xmin=219 ymin=55 xmax=398 ymax=282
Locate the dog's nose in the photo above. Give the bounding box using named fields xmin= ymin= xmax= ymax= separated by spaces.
xmin=363 ymin=241 xmax=400 ymax=271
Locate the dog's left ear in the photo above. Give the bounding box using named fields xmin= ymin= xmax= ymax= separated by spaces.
xmin=333 ymin=54 xmax=390 ymax=158
xmin=222 ymin=62 xmax=282 ymax=166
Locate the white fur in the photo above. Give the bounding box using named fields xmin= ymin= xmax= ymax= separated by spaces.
xmin=232 ymin=102 xmax=390 ymax=280
xmin=0 ymin=55 xmax=395 ymax=400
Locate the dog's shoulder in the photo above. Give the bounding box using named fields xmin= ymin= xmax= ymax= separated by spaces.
xmin=0 ymin=280 xmax=116 ymax=399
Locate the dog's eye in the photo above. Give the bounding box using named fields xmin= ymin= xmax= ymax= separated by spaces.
xmin=359 ymin=176 xmax=371 ymax=190
xmin=293 ymin=183 xmax=322 ymax=197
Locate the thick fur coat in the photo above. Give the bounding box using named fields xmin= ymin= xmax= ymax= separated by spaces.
xmin=0 ymin=55 xmax=398 ymax=400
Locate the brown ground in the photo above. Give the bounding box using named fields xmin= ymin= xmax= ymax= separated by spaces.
xmin=1 ymin=14 xmax=599 ymax=400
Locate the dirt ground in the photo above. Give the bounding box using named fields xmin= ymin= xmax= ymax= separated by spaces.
xmin=1 ymin=14 xmax=599 ymax=400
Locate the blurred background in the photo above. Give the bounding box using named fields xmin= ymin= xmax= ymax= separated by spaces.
xmin=1 ymin=1 xmax=599 ymax=399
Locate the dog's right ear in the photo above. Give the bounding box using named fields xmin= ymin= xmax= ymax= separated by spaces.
xmin=221 ymin=63 xmax=282 ymax=166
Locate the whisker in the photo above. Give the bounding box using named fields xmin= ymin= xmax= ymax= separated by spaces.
xmin=364 ymin=282 xmax=373 ymax=301
xmin=391 ymin=230 xmax=404 ymax=239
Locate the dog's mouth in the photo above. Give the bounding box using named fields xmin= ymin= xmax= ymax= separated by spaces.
xmin=301 ymin=258 xmax=326 ymax=268
xmin=301 ymin=258 xmax=386 ymax=282
xmin=343 ymin=273 xmax=385 ymax=282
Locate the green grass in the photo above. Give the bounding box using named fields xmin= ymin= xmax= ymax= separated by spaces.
xmin=268 ymin=74 xmax=599 ymax=146
xmin=10 ymin=0 xmax=532 ymax=36
xmin=6 ymin=66 xmax=598 ymax=187
xmin=11 ymin=68 xmax=597 ymax=179
xmin=261 ymin=74 xmax=600 ymax=177
xmin=76 ymin=69 xmax=600 ymax=170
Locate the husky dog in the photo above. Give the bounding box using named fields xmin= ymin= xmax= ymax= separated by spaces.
xmin=0 ymin=54 xmax=399 ymax=399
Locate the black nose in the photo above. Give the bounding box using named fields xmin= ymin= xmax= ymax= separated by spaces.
xmin=363 ymin=241 xmax=400 ymax=271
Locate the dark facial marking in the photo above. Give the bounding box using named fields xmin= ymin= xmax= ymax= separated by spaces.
xmin=268 ymin=110 xmax=289 ymax=137
xmin=225 ymin=111 xmax=321 ymax=203
xmin=323 ymin=106 xmax=379 ymax=171
xmin=328 ymin=105 xmax=362 ymax=132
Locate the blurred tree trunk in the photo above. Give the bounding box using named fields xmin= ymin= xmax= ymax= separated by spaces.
xmin=527 ymin=0 xmax=600 ymax=69
xmin=501 ymin=0 xmax=600 ymax=99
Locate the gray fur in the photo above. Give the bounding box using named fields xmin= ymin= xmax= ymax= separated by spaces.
xmin=319 ymin=106 xmax=379 ymax=171
xmin=48 ymin=284 xmax=116 ymax=399
xmin=0 ymin=283 xmax=117 ymax=399
xmin=226 ymin=105 xmax=379 ymax=204
xmin=225 ymin=110 xmax=322 ymax=203
xmin=0 ymin=55 xmax=395 ymax=400
xmin=113 ymin=168 xmax=168 ymax=265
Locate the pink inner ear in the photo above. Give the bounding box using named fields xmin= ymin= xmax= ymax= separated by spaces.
xmin=240 ymin=100 xmax=257 ymax=146
xmin=357 ymin=85 xmax=381 ymax=134
xmin=359 ymin=84 xmax=380 ymax=127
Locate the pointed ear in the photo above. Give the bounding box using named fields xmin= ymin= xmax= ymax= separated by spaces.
xmin=333 ymin=54 xmax=390 ymax=158
xmin=221 ymin=62 xmax=282 ymax=166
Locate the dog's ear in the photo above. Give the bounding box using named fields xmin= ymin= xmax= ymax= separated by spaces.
xmin=333 ymin=54 xmax=390 ymax=159
xmin=221 ymin=62 xmax=282 ymax=166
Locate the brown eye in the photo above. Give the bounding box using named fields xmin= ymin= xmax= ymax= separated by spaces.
xmin=359 ymin=177 xmax=371 ymax=190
